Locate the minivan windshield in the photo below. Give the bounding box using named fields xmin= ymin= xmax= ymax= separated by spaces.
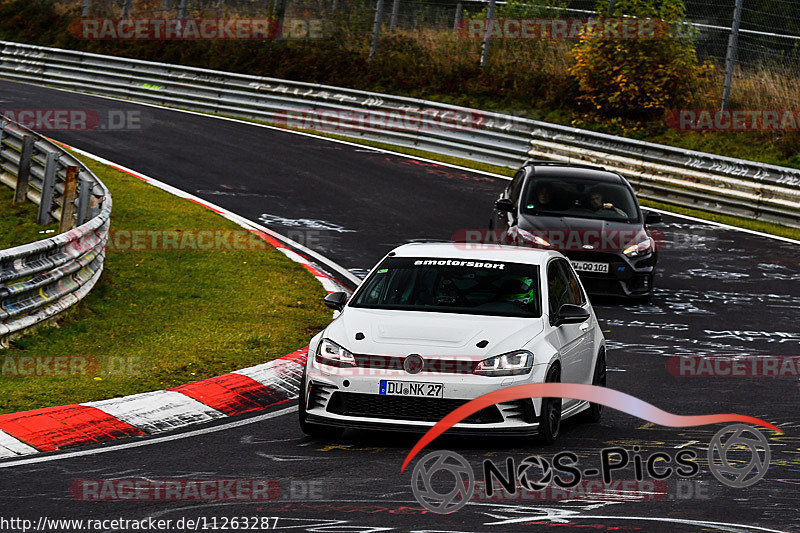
xmin=350 ymin=256 xmax=542 ymax=318
xmin=522 ymin=176 xmax=639 ymax=222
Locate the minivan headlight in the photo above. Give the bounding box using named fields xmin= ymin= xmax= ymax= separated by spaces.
xmin=315 ymin=338 xmax=356 ymax=367
xmin=473 ymin=350 xmax=533 ymax=376
xmin=623 ymin=236 xmax=653 ymax=257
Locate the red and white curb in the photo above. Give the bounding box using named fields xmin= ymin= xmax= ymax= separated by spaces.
xmin=0 ymin=146 xmax=357 ymax=459
xmin=0 ymin=349 xmax=309 ymax=457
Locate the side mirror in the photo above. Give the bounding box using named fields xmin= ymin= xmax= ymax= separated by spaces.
xmin=554 ymin=304 xmax=590 ymax=326
xmin=323 ymin=291 xmax=348 ymax=312
xmin=495 ymin=198 xmax=515 ymax=213
xmin=644 ymin=210 xmax=662 ymax=225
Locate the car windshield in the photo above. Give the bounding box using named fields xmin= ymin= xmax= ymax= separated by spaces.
xmin=522 ymin=176 xmax=639 ymax=222
xmin=350 ymin=256 xmax=542 ymax=318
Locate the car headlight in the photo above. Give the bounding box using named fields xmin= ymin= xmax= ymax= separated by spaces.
xmin=315 ymin=338 xmax=356 ymax=367
xmin=517 ymin=228 xmax=551 ymax=248
xmin=473 ymin=350 xmax=533 ymax=376
xmin=623 ymin=236 xmax=653 ymax=257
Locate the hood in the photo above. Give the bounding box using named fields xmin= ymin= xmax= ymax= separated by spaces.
xmin=323 ymin=307 xmax=543 ymax=357
xmin=518 ymin=214 xmax=647 ymax=252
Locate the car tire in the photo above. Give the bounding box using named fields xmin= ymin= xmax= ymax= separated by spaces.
xmin=299 ymin=374 xmax=343 ymax=439
xmin=581 ymin=350 xmax=606 ymax=423
xmin=537 ymin=365 xmax=562 ymax=445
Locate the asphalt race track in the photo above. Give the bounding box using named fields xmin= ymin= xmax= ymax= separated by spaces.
xmin=1 ymin=79 xmax=799 ymax=532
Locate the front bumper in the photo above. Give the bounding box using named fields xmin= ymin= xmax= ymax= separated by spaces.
xmin=303 ymin=362 xmax=549 ymax=433
xmin=564 ymin=250 xmax=657 ymax=298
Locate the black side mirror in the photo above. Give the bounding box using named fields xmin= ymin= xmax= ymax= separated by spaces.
xmin=554 ymin=304 xmax=590 ymax=326
xmin=644 ymin=210 xmax=662 ymax=225
xmin=495 ymin=198 xmax=515 ymax=213
xmin=323 ymin=291 xmax=348 ymax=311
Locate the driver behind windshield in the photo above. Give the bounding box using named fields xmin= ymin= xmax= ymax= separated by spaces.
xmin=585 ymin=190 xmax=627 ymax=217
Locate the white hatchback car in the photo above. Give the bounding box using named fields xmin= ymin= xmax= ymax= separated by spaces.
xmin=299 ymin=243 xmax=606 ymax=443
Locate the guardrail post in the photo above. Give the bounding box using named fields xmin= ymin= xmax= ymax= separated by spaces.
xmin=177 ymin=0 xmax=188 ymax=19
xmin=453 ymin=2 xmax=462 ymax=34
xmin=480 ymin=0 xmax=496 ymax=68
xmin=0 ymin=122 xmax=5 ymax=178
xmin=368 ymin=0 xmax=385 ymax=63
xmin=58 ymin=166 xmax=80 ymax=233
xmin=721 ymin=0 xmax=744 ymax=111
xmin=82 ymin=0 xmax=91 ymax=17
xmin=121 ymin=0 xmax=132 ymax=18
xmin=390 ymin=0 xmax=400 ymax=30
xmin=12 ymin=135 xmax=35 ymax=205
xmin=37 ymin=152 xmax=60 ymax=225
xmin=77 ymin=175 xmax=94 ymax=226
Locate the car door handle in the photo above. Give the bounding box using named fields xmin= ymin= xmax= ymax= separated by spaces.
xmin=579 ymin=323 xmax=590 ymax=331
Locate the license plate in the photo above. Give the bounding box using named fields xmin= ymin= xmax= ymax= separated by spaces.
xmin=379 ymin=380 xmax=443 ymax=398
xmin=571 ymin=260 xmax=609 ymax=273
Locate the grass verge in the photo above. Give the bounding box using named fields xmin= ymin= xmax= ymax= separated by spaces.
xmin=0 ymin=154 xmax=331 ymax=414
xmin=0 ymin=184 xmax=59 ymax=250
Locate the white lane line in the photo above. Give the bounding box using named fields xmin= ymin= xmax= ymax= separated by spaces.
xmin=83 ymin=390 xmax=226 ymax=434
xmin=0 ymin=406 xmax=297 ymax=469
xmin=0 ymin=431 xmax=38 ymax=458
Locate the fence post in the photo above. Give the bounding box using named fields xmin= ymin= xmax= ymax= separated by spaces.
xmin=368 ymin=0 xmax=385 ymax=63
xmin=608 ymin=0 xmax=615 ymax=15
xmin=13 ymin=135 xmax=35 ymax=205
xmin=59 ymin=166 xmax=80 ymax=233
xmin=121 ymin=0 xmax=132 ymax=18
xmin=82 ymin=0 xmax=91 ymax=17
xmin=480 ymin=0 xmax=496 ymax=68
xmin=77 ymin=176 xmax=94 ymax=226
xmin=390 ymin=0 xmax=400 ymax=30
xmin=37 ymin=152 xmax=60 ymax=226
xmin=721 ymin=0 xmax=744 ymax=111
xmin=331 ymin=0 xmax=337 ymax=14
xmin=178 ymin=0 xmax=188 ymax=19
xmin=453 ymin=2 xmax=462 ymax=34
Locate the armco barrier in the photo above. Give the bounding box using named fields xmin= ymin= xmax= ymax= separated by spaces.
xmin=0 ymin=40 xmax=797 ymax=227
xmin=0 ymin=117 xmax=110 ymax=345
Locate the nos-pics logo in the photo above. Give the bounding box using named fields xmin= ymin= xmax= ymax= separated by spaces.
xmin=410 ymin=424 xmax=770 ymax=514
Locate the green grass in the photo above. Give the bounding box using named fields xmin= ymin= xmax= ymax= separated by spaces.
xmin=0 ymin=184 xmax=59 ymax=249
xmin=0 ymin=154 xmax=332 ymax=414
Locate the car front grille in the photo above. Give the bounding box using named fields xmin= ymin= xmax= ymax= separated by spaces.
xmin=353 ymin=355 xmax=477 ymax=374
xmin=326 ymin=392 xmax=503 ymax=424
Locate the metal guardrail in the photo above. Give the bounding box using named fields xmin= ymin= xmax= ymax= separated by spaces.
xmin=0 ymin=117 xmax=110 ymax=345
xmin=0 ymin=40 xmax=798 ymax=227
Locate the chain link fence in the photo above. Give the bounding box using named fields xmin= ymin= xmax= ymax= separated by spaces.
xmin=50 ymin=0 xmax=800 ymax=109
